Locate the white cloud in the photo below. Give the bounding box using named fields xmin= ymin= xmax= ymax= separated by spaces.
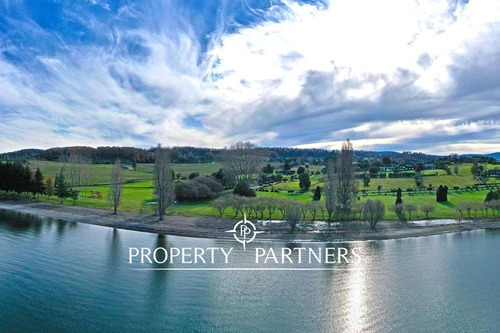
xmin=0 ymin=0 xmax=500 ymax=154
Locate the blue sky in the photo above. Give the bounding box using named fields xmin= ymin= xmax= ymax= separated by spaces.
xmin=0 ymin=0 xmax=499 ymax=154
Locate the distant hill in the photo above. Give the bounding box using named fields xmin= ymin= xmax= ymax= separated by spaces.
xmin=3 ymin=145 xmax=496 ymax=164
xmin=459 ymin=152 xmax=500 ymax=161
xmin=0 ymin=148 xmax=45 ymax=159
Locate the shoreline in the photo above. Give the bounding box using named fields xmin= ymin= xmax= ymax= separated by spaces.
xmin=1 ymin=200 xmax=499 ymax=242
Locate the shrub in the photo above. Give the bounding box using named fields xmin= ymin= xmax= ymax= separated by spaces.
xmin=313 ymin=186 xmax=321 ymax=201
xmin=299 ymin=173 xmax=311 ymax=191
xmin=188 ymin=172 xmax=200 ymax=180
xmin=175 ymin=177 xmax=223 ymax=202
xmin=233 ymin=182 xmax=256 ymax=197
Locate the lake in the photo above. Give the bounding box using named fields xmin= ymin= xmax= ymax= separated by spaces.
xmin=0 ymin=209 xmax=499 ymax=332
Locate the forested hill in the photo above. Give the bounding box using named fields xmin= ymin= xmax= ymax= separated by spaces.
xmin=1 ymin=145 xmax=492 ymax=165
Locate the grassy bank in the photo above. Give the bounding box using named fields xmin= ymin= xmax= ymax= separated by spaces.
xmin=12 ymin=160 xmax=499 ymax=221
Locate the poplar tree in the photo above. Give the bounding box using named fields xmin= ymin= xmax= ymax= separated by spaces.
xmin=154 ymin=145 xmax=175 ymax=221
xmin=108 ymin=159 xmax=124 ymax=214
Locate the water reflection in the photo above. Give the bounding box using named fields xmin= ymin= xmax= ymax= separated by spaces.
xmin=0 ymin=209 xmax=44 ymax=234
xmin=343 ymin=242 xmax=369 ymax=333
xmin=106 ymin=228 xmax=121 ymax=276
xmin=147 ymin=235 xmax=170 ymax=307
xmin=1 ymin=210 xmax=499 ymax=332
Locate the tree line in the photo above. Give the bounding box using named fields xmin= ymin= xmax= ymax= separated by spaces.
xmin=211 ymin=195 xmax=386 ymax=231
xmin=0 ymin=163 xmax=45 ymax=199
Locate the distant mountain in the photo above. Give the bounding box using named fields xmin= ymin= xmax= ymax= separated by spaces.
xmin=459 ymin=152 xmax=500 ymax=161
xmin=3 ymin=145 xmax=495 ymax=164
xmin=0 ymin=148 xmax=45 ymax=159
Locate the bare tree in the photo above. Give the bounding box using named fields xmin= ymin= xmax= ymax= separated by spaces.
xmin=307 ymin=201 xmax=321 ymax=221
xmin=318 ymin=203 xmax=326 ymax=221
xmin=264 ymin=197 xmax=278 ymax=221
xmin=402 ymin=203 xmax=417 ymax=220
xmin=420 ymin=204 xmax=435 ymax=219
xmin=154 ymin=145 xmax=175 ymax=221
xmin=108 ymin=159 xmax=124 ymax=214
xmin=456 ymin=201 xmax=474 ymax=218
xmin=254 ymin=197 xmax=267 ymax=220
xmin=299 ymin=202 xmax=308 ymax=221
xmin=67 ymin=151 xmax=93 ymax=186
xmin=283 ymin=200 xmax=302 ymax=232
xmin=228 ymin=195 xmax=245 ymax=217
xmin=363 ymin=199 xmax=385 ymax=230
xmin=276 ymin=198 xmax=289 ymax=220
xmin=242 ymin=197 xmax=256 ymax=218
xmin=336 ymin=139 xmax=358 ymax=213
xmin=324 ymin=156 xmax=336 ymax=223
xmin=211 ymin=197 xmax=228 ymax=217
xmin=220 ymin=141 xmax=267 ymax=186
xmin=352 ymin=202 xmax=364 ymax=221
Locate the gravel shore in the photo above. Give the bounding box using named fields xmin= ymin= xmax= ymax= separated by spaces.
xmin=1 ymin=200 xmax=499 ymax=242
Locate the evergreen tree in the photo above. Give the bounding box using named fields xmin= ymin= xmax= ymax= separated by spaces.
xmin=313 ymin=186 xmax=321 ymax=201
xmin=436 ymin=185 xmax=448 ymax=202
xmin=33 ymin=167 xmax=45 ymax=199
xmin=22 ymin=165 xmax=32 ymax=195
xmin=485 ymin=190 xmax=500 ymax=202
xmin=299 ymin=173 xmax=311 ymax=191
xmin=233 ymin=181 xmax=256 ymax=197
xmin=54 ymin=169 xmax=70 ymax=203
xmin=262 ymin=163 xmax=274 ymax=174
xmin=395 ymin=188 xmax=403 ymax=205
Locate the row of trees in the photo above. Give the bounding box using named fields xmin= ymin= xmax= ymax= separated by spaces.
xmin=455 ymin=200 xmax=500 ymax=218
xmin=218 ymin=139 xmax=361 ymax=224
xmin=391 ymin=203 xmax=435 ymax=220
xmin=0 ymin=163 xmax=44 ymax=197
xmin=211 ymin=195 xmax=386 ymax=230
xmin=0 ymin=162 xmax=80 ymax=204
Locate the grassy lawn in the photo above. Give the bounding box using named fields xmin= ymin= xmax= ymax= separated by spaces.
xmin=136 ymin=162 xmax=222 ymax=177
xmin=356 ymin=189 xmax=491 ymax=220
xmin=26 ymin=161 xmax=499 ymax=221
xmin=29 ymin=160 xmax=152 ymax=184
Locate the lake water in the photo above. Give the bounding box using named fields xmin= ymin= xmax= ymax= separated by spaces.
xmin=0 ymin=209 xmax=499 ymax=332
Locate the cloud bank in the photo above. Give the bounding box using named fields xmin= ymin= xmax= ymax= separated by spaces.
xmin=0 ymin=0 xmax=499 ymax=154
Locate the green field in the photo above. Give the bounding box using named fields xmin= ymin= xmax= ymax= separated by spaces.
xmin=29 ymin=161 xmax=153 ymax=184
xmin=136 ymin=162 xmax=222 ymax=177
xmin=16 ymin=160 xmax=500 ymax=221
xmin=29 ymin=161 xmax=222 ymax=184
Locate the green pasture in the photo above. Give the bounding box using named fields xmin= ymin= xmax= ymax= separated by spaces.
xmin=136 ymin=162 xmax=222 ymax=177
xmin=29 ymin=160 xmax=152 ymax=184
xmin=23 ymin=160 xmax=499 ymax=221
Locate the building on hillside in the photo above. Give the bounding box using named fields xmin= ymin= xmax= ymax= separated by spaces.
xmin=399 ymin=165 xmax=414 ymax=171
xmin=424 ymin=164 xmax=436 ymax=170
xmin=485 ymin=169 xmax=500 ymax=177
xmin=379 ymin=166 xmax=394 ymax=172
